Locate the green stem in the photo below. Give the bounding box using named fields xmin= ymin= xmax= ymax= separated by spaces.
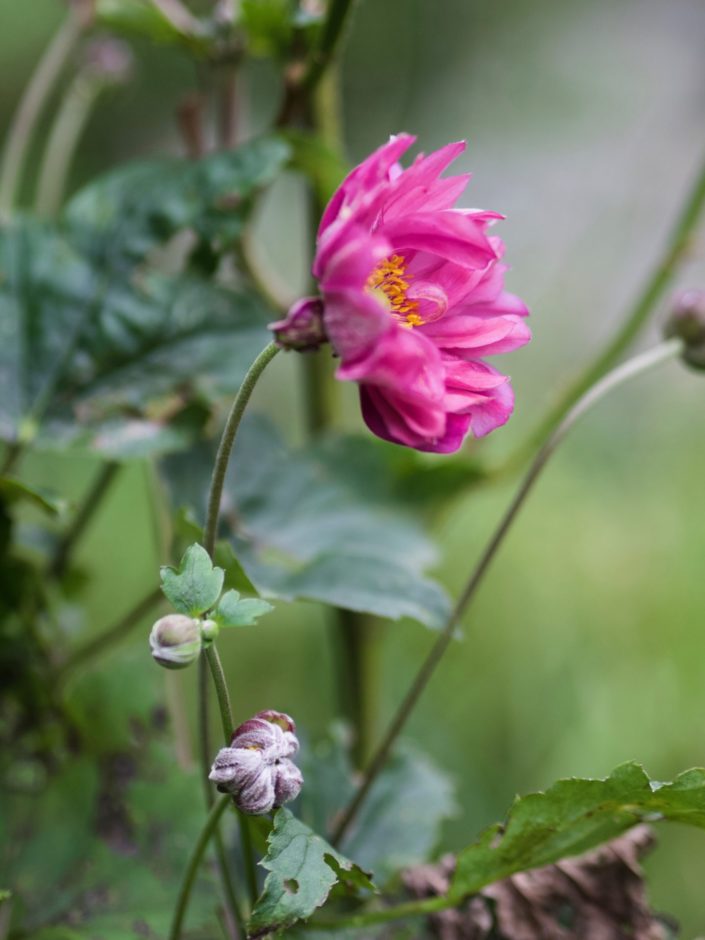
xmin=203 ymin=342 xmax=279 ymax=556
xmin=308 ymin=894 xmax=449 ymax=932
xmin=35 ymin=73 xmax=102 ymax=217
xmin=331 ymin=338 xmax=684 ymax=847
xmin=303 ymin=0 xmax=357 ymax=93
xmin=0 ymin=11 xmax=86 ymax=217
xmin=513 ymin=149 xmax=705 ymax=469
xmin=195 ymin=342 xmax=279 ymax=916
xmin=55 ymin=585 xmax=163 ymax=683
xmin=169 ymin=795 xmax=234 ymax=940
xmin=48 ymin=461 xmax=121 ymax=579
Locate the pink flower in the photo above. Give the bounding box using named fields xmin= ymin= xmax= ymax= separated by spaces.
xmin=274 ymin=134 xmax=530 ymax=452
xmin=209 ymin=710 xmax=303 ymax=815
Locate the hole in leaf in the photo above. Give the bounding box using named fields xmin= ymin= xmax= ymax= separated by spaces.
xmin=284 ymin=878 xmax=299 ymax=894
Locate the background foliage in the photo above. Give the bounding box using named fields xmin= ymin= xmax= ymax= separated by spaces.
xmin=1 ymin=0 xmax=705 ymax=935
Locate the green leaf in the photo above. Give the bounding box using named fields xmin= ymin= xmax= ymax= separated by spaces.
xmin=242 ymin=0 xmax=295 ymax=58
xmin=95 ymin=0 xmax=210 ymax=52
xmin=214 ymin=588 xmax=273 ymax=627
xmin=160 ymin=543 xmax=224 ymax=615
xmin=161 ymin=418 xmax=451 ymax=628
xmin=249 ymin=808 xmax=375 ymax=937
xmin=64 ymin=135 xmax=291 ymax=270
xmin=299 ymin=729 xmax=457 ymax=883
xmin=450 ymin=762 xmax=705 ymax=902
xmin=0 ymin=477 xmax=67 ymax=516
xmin=0 ymin=221 xmax=271 ymax=452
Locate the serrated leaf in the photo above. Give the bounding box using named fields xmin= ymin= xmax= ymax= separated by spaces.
xmin=161 ymin=418 xmax=451 ymax=627
xmin=450 ymin=761 xmax=705 ymax=902
xmin=215 ymin=588 xmax=273 ymax=627
xmin=249 ymin=808 xmax=375 ymax=937
xmin=160 ymin=543 xmax=223 ymax=615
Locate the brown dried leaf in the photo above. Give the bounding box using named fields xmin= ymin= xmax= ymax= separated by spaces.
xmin=403 ymin=826 xmax=677 ymax=940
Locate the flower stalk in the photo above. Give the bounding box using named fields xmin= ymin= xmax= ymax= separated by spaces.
xmin=332 ymin=337 xmax=684 ymax=846
xmin=513 ymin=148 xmax=705 ymax=469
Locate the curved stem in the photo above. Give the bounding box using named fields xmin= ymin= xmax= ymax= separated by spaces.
xmin=514 ymin=149 xmax=705 ymax=469
xmin=0 ymin=12 xmax=86 ymax=217
xmin=35 ymin=74 xmax=102 ymax=217
xmin=197 ymin=342 xmax=279 ymax=912
xmin=48 ymin=461 xmax=121 ymax=579
xmin=203 ymin=341 xmax=279 ymax=555
xmin=55 ymin=586 xmax=163 ymax=683
xmin=169 ymin=794 xmax=234 ymax=940
xmin=331 ymin=338 xmax=684 ymax=846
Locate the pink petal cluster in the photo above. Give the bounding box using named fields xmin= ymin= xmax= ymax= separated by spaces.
xmin=209 ymin=710 xmax=303 ymax=815
xmin=282 ymin=134 xmax=530 ymax=452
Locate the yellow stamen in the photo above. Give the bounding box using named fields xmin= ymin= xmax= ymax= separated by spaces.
xmin=367 ymin=254 xmax=422 ymax=328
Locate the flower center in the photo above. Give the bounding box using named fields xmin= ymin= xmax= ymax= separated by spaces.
xmin=367 ymin=254 xmax=424 ymax=328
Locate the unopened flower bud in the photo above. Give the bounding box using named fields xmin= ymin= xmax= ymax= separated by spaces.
xmin=83 ymin=38 xmax=134 ymax=86
xmin=209 ymin=710 xmax=303 ymax=814
xmin=665 ymin=289 xmax=705 ymax=370
xmin=201 ymin=618 xmax=219 ymax=642
xmin=149 ymin=614 xmax=202 ymax=669
xmin=269 ymin=297 xmax=327 ymax=352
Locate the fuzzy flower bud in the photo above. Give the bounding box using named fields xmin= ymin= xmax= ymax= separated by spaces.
xmin=665 ymin=289 xmax=705 ymax=370
xmin=149 ymin=614 xmax=202 ymax=669
xmin=209 ymin=710 xmax=303 ymax=815
xmin=269 ymin=297 xmax=327 ymax=352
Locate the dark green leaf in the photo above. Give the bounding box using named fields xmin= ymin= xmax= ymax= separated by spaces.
xmin=298 ymin=729 xmax=457 ymax=883
xmin=0 ymin=220 xmax=271 ymax=451
xmin=242 ymin=0 xmax=295 ymax=58
xmin=0 ymin=477 xmax=67 ymax=516
xmin=249 ymin=808 xmax=375 ymax=937
xmin=451 ymin=762 xmax=705 ymax=902
xmin=64 ymin=135 xmax=291 ymax=269
xmin=215 ymin=588 xmax=273 ymax=627
xmin=160 ymin=542 xmax=224 ymax=615
xmin=161 ymin=418 xmax=451 ymax=627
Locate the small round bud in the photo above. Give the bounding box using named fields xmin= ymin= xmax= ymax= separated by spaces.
xmin=665 ymin=289 xmax=705 ymax=370
xmin=201 ymin=618 xmax=219 ymax=642
xmin=209 ymin=709 xmax=303 ymax=815
xmin=149 ymin=614 xmax=202 ymax=670
xmin=269 ymin=297 xmax=327 ymax=352
xmin=82 ymin=38 xmax=134 ymax=86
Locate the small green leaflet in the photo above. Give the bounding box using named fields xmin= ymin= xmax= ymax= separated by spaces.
xmin=248 ymin=808 xmax=375 ymax=938
xmin=0 ymin=477 xmax=67 ymax=517
xmin=214 ymin=589 xmax=273 ymax=628
xmin=450 ymin=761 xmax=705 ymax=902
xmin=160 ymin=543 xmax=223 ymax=616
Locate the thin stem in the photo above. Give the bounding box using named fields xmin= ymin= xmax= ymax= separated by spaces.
xmin=204 ymin=633 xmax=260 ymax=908
xmin=308 ymin=894 xmax=449 ymax=931
xmin=48 ymin=461 xmax=121 ymax=579
xmin=55 ymin=585 xmax=163 ymax=683
xmin=203 ymin=342 xmax=279 ymax=556
xmin=303 ymin=0 xmax=357 ymax=94
xmin=0 ymin=12 xmax=85 ymax=217
xmin=332 ymin=338 xmax=684 ymax=846
xmin=514 ymin=149 xmax=705 ymax=468
xmin=152 ymin=0 xmax=200 ymax=34
xmin=35 ymin=74 xmax=101 ymax=217
xmin=205 ymin=645 xmax=234 ymax=741
xmin=169 ymin=795 xmax=234 ymax=940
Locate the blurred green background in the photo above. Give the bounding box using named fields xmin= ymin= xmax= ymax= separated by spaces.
xmin=3 ymin=0 xmax=705 ymax=931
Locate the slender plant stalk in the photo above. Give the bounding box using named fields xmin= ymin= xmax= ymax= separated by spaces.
xmin=0 ymin=11 xmax=86 ymax=217
xmin=48 ymin=461 xmax=121 ymax=579
xmin=303 ymin=0 xmax=357 ymax=94
xmin=331 ymin=338 xmax=684 ymax=846
xmin=169 ymin=795 xmax=239 ymax=940
xmin=35 ymin=74 xmax=102 ymax=217
xmin=191 ymin=341 xmax=280 ymax=918
xmin=203 ymin=342 xmax=280 ymax=555
xmin=513 ymin=150 xmax=705 ymax=469
xmin=55 ymin=585 xmax=163 ymax=683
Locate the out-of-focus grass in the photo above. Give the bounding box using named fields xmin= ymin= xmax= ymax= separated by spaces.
xmin=4 ymin=0 xmax=705 ymax=931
